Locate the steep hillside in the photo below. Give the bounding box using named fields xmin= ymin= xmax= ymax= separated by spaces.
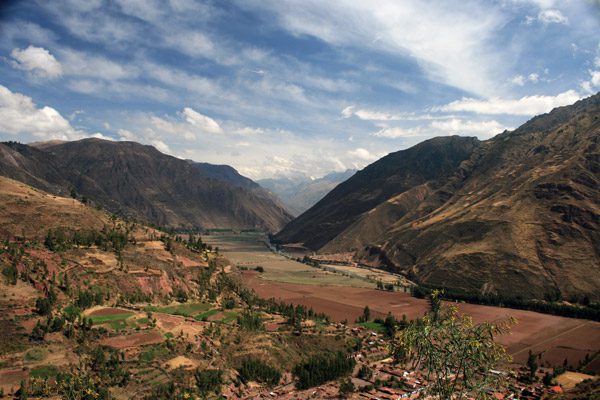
xmin=275 ymin=136 xmax=480 ymax=249
xmin=0 ymin=139 xmax=292 ymax=232
xmin=371 ymin=94 xmax=600 ymax=301
xmin=280 ymin=93 xmax=600 ymax=301
xmin=259 ymin=170 xmax=356 ymax=216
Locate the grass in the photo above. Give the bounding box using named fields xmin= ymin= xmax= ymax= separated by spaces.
xmin=194 ymin=309 xmax=219 ymax=321
xmin=89 ymin=312 xmax=134 ymax=325
xmin=220 ymin=311 xmax=239 ymax=324
xmin=30 ymin=365 xmax=59 ymax=379
xmin=110 ymin=320 xmax=128 ymax=331
xmin=139 ymin=344 xmax=170 ymax=363
xmin=150 ymin=302 xmax=211 ymax=317
xmin=358 ymin=321 xmax=386 ymax=333
xmin=24 ymin=348 xmax=47 ymax=362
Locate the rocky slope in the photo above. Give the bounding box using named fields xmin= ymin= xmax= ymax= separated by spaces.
xmin=0 ymin=139 xmax=292 ymax=232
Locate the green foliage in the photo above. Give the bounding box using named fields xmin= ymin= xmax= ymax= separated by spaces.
xmin=237 ymin=357 xmax=281 ymax=386
xmin=339 ymin=377 xmax=355 ymax=397
xmin=356 ymin=305 xmax=371 ymax=323
xmin=89 ymin=346 xmax=129 ymax=386
xmin=35 ymin=297 xmax=52 ymax=316
xmin=30 ymin=365 xmax=59 ymax=379
xmin=56 ymin=368 xmax=109 ymax=400
xmin=194 ymin=368 xmax=223 ymax=396
xmin=391 ymin=298 xmax=512 ymax=399
xmin=237 ymin=310 xmax=263 ymax=331
xmin=2 ymin=262 xmax=18 ymax=285
xmin=293 ymin=351 xmax=356 ymax=390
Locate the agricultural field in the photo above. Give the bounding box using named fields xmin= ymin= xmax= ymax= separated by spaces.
xmin=206 ymin=234 xmax=600 ymax=375
xmin=203 ymin=234 xmax=375 ymax=288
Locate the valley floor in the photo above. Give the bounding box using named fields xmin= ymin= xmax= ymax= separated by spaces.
xmin=207 ymin=233 xmax=600 ymax=374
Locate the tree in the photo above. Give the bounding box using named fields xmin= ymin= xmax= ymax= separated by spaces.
xmin=527 ymin=350 xmax=539 ymax=381
xmin=428 ymin=289 xmax=442 ymax=321
xmin=357 ymin=305 xmax=371 ymax=323
xmin=391 ymin=297 xmax=512 ymax=399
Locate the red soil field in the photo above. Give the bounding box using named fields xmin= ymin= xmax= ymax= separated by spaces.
xmin=100 ymin=330 xmax=164 ymax=349
xmin=243 ymin=272 xmax=600 ymax=370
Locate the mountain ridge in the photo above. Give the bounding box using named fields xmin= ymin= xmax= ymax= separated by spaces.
xmin=0 ymin=138 xmax=292 ymax=232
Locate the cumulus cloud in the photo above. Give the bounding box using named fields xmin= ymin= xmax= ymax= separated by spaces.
xmin=181 ymin=107 xmax=222 ymax=134
xmin=435 ymin=90 xmax=582 ymax=116
xmin=580 ymin=70 xmax=600 ymax=93
xmin=0 ymin=85 xmax=87 ymax=140
xmin=10 ymin=46 xmax=63 ymax=79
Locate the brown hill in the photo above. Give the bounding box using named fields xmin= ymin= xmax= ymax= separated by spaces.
xmin=275 ymin=136 xmax=481 ymax=249
xmin=278 ymin=93 xmax=600 ymax=301
xmin=0 ymin=139 xmax=292 ymax=232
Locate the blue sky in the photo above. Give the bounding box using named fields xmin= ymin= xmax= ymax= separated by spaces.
xmin=0 ymin=0 xmax=598 ymax=179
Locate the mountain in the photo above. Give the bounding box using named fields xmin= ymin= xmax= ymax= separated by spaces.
xmin=275 ymin=136 xmax=481 ymax=249
xmin=276 ymin=93 xmax=600 ymax=301
xmin=0 ymin=138 xmax=292 ymax=232
xmin=258 ymin=170 xmax=356 ymax=215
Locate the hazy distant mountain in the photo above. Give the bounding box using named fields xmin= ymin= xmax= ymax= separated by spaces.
xmin=275 ymin=93 xmax=600 ymax=301
xmin=258 ymin=169 xmax=356 ymax=216
xmin=0 ymin=138 xmax=292 ymax=232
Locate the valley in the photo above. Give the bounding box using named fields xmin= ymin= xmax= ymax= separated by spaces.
xmin=208 ymin=233 xmax=600 ymax=374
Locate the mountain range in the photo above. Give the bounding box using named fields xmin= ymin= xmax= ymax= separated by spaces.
xmin=275 ymin=93 xmax=600 ymax=301
xmin=258 ymin=170 xmax=356 ymax=216
xmin=0 ymin=138 xmax=292 ymax=232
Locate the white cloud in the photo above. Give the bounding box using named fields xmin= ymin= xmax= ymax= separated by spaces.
xmin=239 ymin=0 xmax=506 ymax=96
xmin=372 ymin=126 xmax=421 ymax=138
xmin=511 ymin=75 xmax=526 ymax=86
xmin=151 ymin=139 xmax=172 ymax=154
xmin=181 ymin=107 xmax=222 ymax=134
xmin=0 ymin=85 xmax=87 ymax=140
xmin=10 ymin=46 xmax=63 ymax=79
xmin=371 ymin=119 xmax=510 ymax=139
xmin=510 ymin=72 xmax=540 ymax=86
xmin=580 ymin=70 xmax=600 ymax=93
xmin=59 ymin=49 xmax=139 ymax=80
xmin=348 ymin=148 xmax=377 ymax=161
xmin=435 ymin=90 xmax=582 ymax=116
xmin=430 ymin=119 xmax=510 ymax=137
xmin=537 ymin=9 xmax=569 ymax=25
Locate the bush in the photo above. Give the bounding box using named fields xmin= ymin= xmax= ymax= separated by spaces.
xmin=238 ymin=357 xmax=281 ymax=386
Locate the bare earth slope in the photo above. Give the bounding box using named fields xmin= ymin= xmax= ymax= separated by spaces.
xmin=0 ymin=139 xmax=292 ymax=232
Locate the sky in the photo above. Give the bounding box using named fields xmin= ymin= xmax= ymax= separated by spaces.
xmin=0 ymin=0 xmax=598 ymax=180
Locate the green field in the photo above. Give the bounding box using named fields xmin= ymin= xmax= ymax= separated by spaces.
xmin=146 ymin=302 xmax=212 ymax=318
xmin=89 ymin=312 xmax=134 ymax=325
xmin=30 ymin=364 xmax=60 ymax=379
xmin=358 ymin=321 xmax=386 ymax=333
